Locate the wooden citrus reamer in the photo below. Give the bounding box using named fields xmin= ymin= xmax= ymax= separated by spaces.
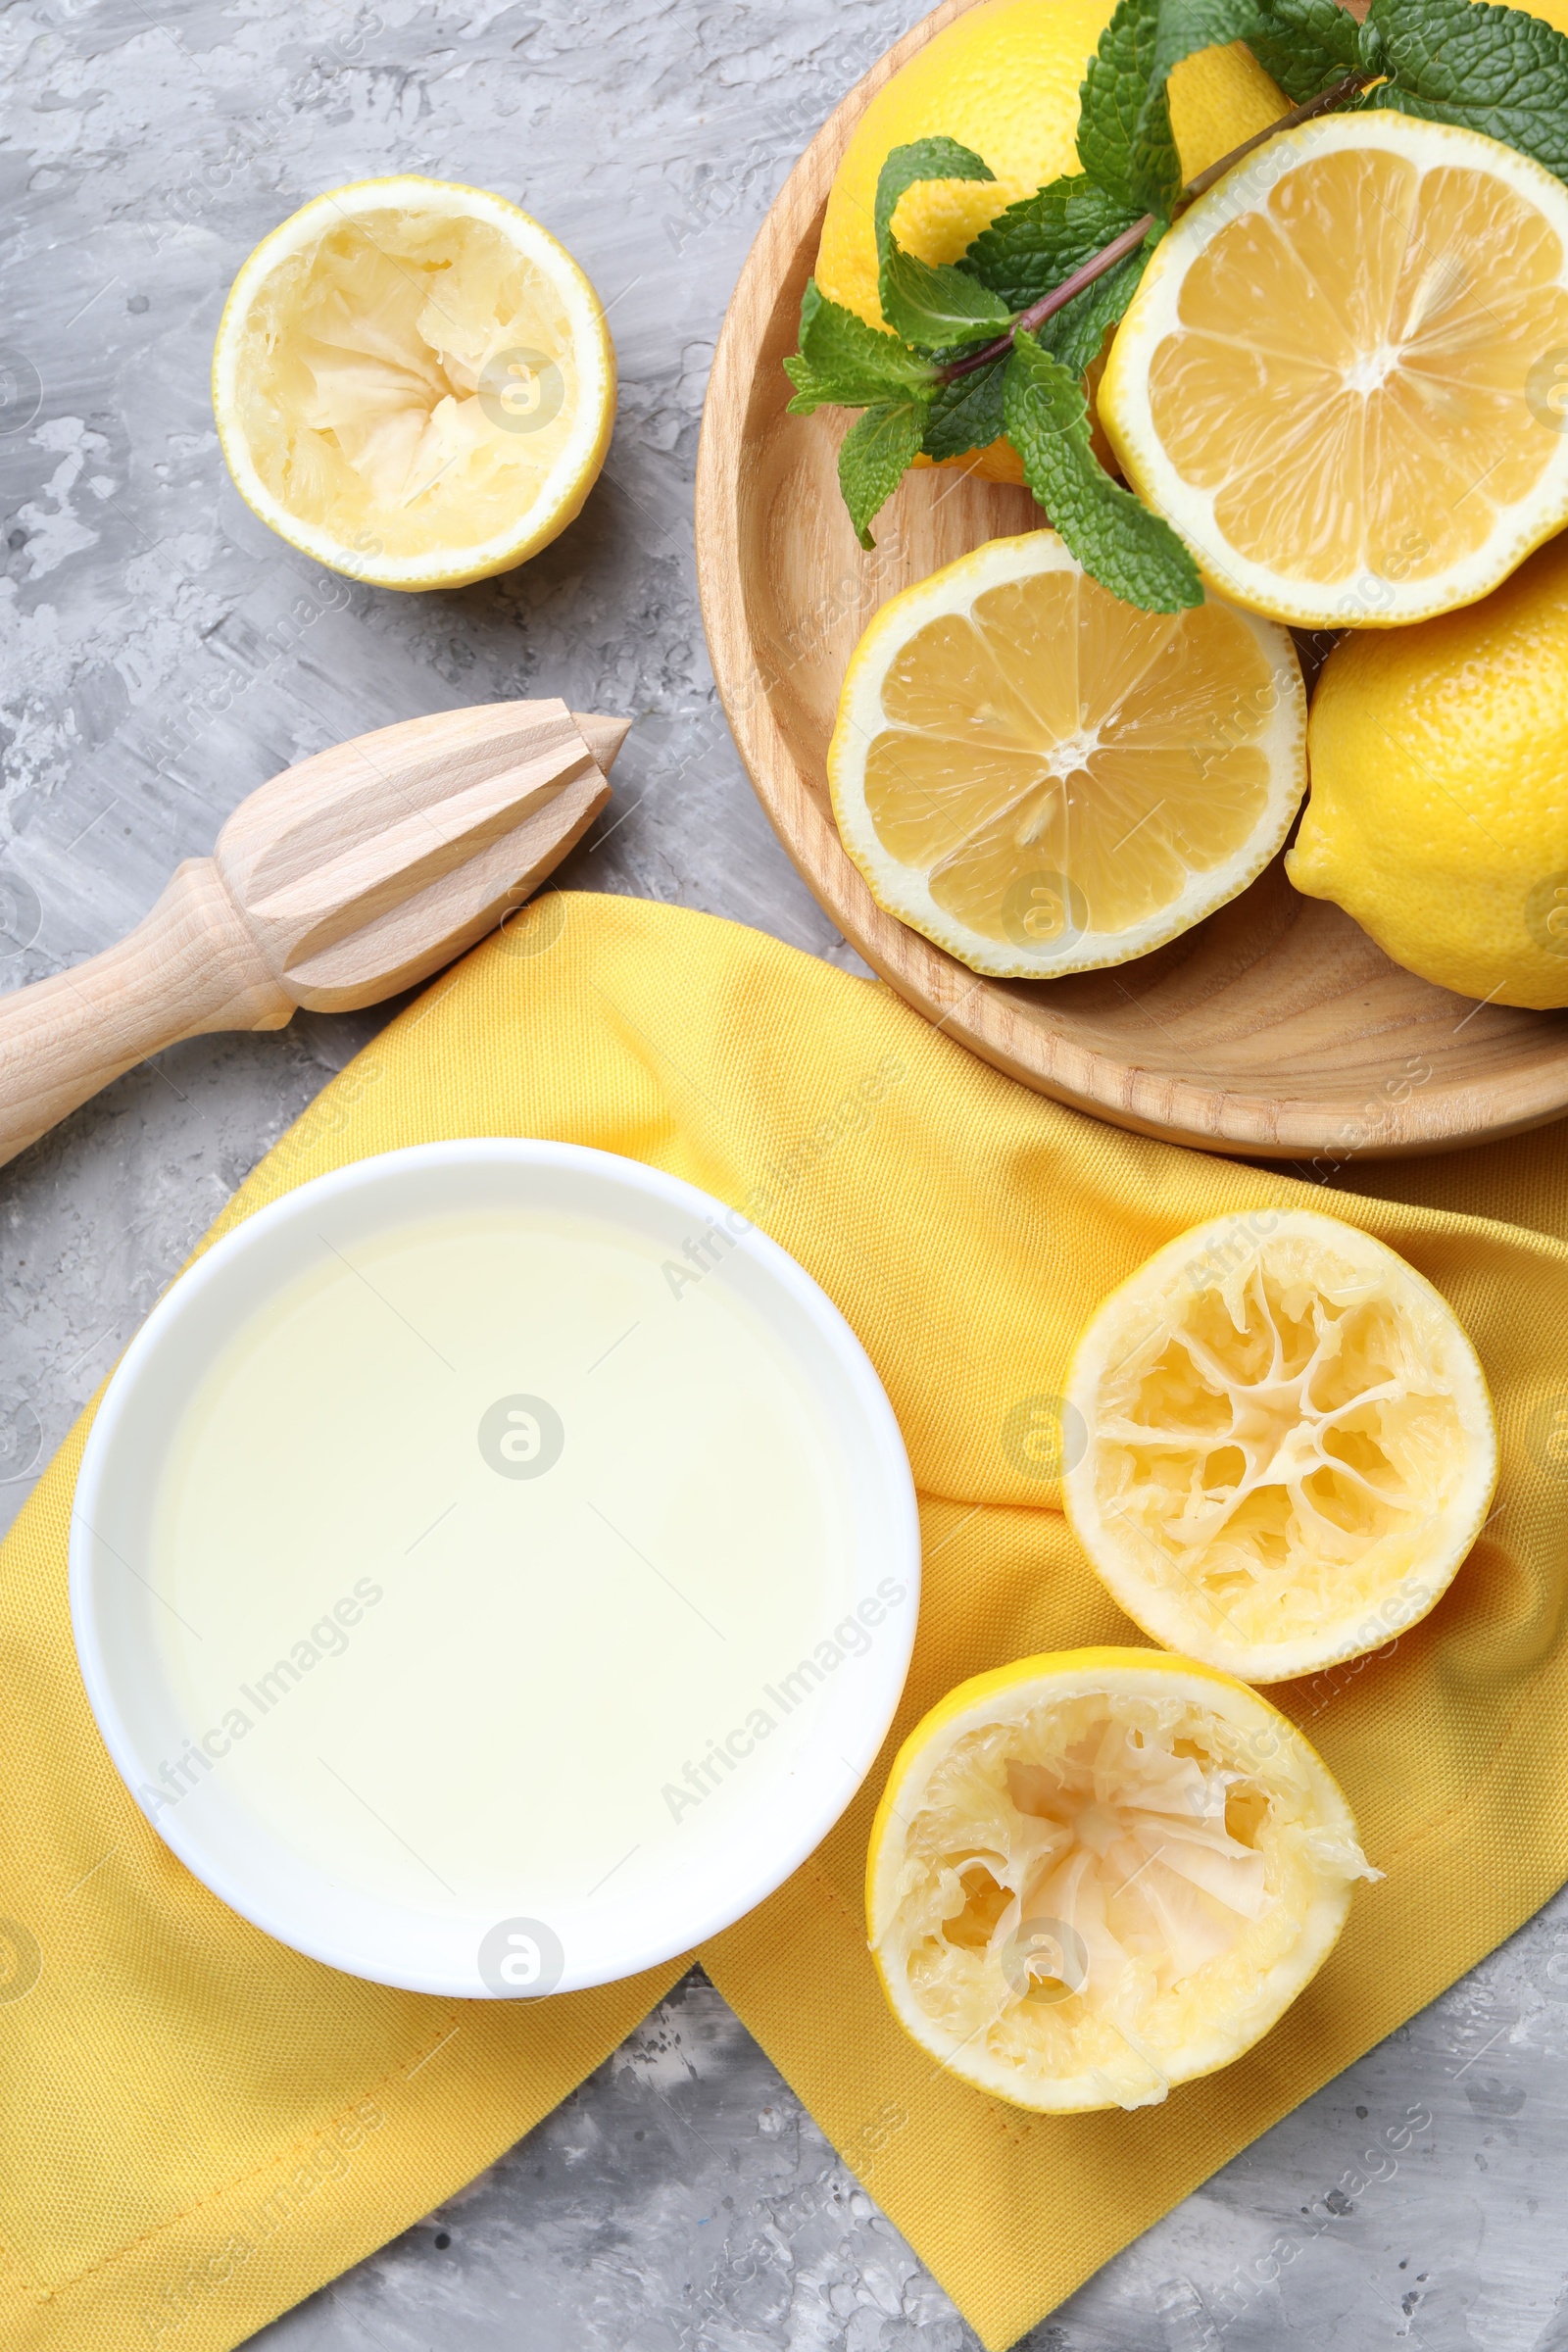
xmin=0 ymin=699 xmax=629 ymax=1169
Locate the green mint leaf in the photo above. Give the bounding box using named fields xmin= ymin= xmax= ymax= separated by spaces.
xmin=879 ymin=248 xmax=1012 ymax=351
xmin=1364 ymin=0 xmax=1568 ymax=183
xmin=921 ymin=359 xmax=1008 ymax=460
xmin=839 ymin=400 xmax=930 ymax=548
xmin=1244 ymin=0 xmax=1363 ymax=101
xmin=1357 ymin=15 xmax=1389 ymax=74
xmin=1142 ymin=0 xmax=1300 ymax=205
xmin=1128 ymin=89 xmax=1183 ymax=215
xmin=963 ymin=174 xmax=1148 ymax=307
xmin=873 ymin=139 xmax=995 ymax=299
xmin=1035 ymin=251 xmax=1147 ymax=374
xmin=1150 ymin=0 xmax=1271 ymax=89
xmin=1004 ymin=331 xmax=1202 ymax=610
xmin=1078 ymin=0 xmax=1181 ymax=217
xmin=784 ymin=279 xmax=937 ymax=413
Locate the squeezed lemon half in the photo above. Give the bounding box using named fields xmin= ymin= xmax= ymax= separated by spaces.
xmin=1100 ymin=114 xmax=1568 ymax=627
xmin=213 ymin=176 xmax=615 ymax=591
xmin=828 ymin=531 xmax=1305 ymax=977
xmin=1062 ymin=1210 xmax=1498 ymax=1684
xmin=866 ymin=1647 xmax=1376 ymax=2111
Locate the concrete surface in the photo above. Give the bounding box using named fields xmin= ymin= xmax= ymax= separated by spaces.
xmin=2 ymin=0 xmax=1566 ymax=2344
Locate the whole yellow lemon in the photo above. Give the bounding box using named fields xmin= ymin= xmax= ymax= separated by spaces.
xmin=1288 ymin=532 xmax=1568 ymax=1010
xmin=814 ymin=0 xmax=1290 ymax=482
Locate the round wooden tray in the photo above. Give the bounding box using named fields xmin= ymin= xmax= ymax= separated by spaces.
xmin=693 ymin=0 xmax=1568 ymax=1160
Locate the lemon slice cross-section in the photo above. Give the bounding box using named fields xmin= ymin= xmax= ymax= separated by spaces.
xmin=827 ymin=532 xmax=1306 ymax=978
xmin=866 ymin=1646 xmax=1377 ymax=2112
xmin=213 ymin=176 xmax=615 ymax=592
xmin=1062 ymin=1209 xmax=1498 ymax=1683
xmin=1100 ymin=114 xmax=1568 ymax=628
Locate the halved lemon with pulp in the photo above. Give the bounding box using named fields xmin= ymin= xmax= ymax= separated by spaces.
xmin=866 ymin=1646 xmax=1377 ymax=2111
xmin=827 ymin=532 xmax=1306 ymax=978
xmin=1062 ymin=1210 xmax=1498 ymax=1684
xmin=213 ymin=177 xmax=615 ymax=591
xmin=1100 ymin=114 xmax=1568 ymax=628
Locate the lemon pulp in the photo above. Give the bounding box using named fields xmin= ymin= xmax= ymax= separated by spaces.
xmin=868 ymin=1651 xmax=1374 ymax=2110
xmin=1152 ymin=151 xmax=1568 ymax=579
xmin=235 ymin=210 xmax=582 ymax=562
xmin=214 ymin=178 xmax=614 ymax=589
xmin=1062 ymin=1212 xmax=1498 ymax=1682
xmin=871 ymin=578 xmax=1274 ymax=941
xmin=1102 ymin=116 xmax=1568 ymax=625
xmin=829 ymin=534 xmax=1305 ymax=976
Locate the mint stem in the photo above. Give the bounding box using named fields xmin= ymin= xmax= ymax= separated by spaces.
xmin=941 ymin=214 xmax=1156 ymax=378
xmin=938 ymin=69 xmax=1372 ymax=383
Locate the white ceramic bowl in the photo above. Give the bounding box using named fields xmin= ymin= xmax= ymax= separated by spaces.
xmin=71 ymin=1142 xmax=919 ymax=1996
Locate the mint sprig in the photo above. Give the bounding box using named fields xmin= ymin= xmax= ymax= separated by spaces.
xmin=783 ymin=0 xmax=1568 ymax=604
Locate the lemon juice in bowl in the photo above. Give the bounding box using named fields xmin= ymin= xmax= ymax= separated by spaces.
xmin=69 ymin=1145 xmax=919 ymax=1994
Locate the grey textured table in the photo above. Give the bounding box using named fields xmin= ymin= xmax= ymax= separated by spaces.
xmin=3 ymin=3 xmax=1567 ymax=2346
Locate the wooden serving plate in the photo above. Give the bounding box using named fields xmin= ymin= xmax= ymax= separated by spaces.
xmin=694 ymin=0 xmax=1568 ymax=1159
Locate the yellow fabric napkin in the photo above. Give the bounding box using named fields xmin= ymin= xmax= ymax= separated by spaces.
xmin=5 ymin=891 xmax=1568 ymax=2352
